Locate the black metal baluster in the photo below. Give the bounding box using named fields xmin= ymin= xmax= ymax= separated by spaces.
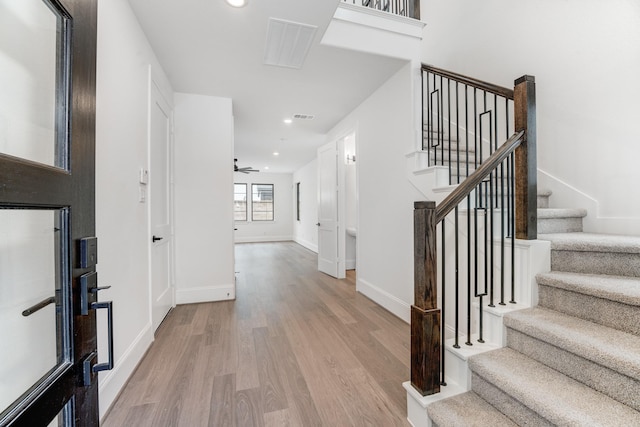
xmin=421 ymin=69 xmax=425 ymax=151
xmin=456 ymin=82 xmax=461 ymax=184
xmin=474 ymin=88 xmax=478 ymax=170
xmin=441 ymin=219 xmax=447 ymax=385
xmin=467 ymin=193 xmax=472 ymax=345
xmin=465 ymin=84 xmax=469 ymax=179
xmin=447 ymin=79 xmax=453 ymax=184
xmin=510 ymin=150 xmax=517 ymax=304
xmin=426 ymin=71 xmax=431 ymax=155
xmin=446 ymin=220 xmax=459 ymax=349
xmin=474 ymin=184 xmax=480 ymax=318
xmin=484 ymin=180 xmax=492 ymax=308
xmin=440 ymin=75 xmax=445 ymax=178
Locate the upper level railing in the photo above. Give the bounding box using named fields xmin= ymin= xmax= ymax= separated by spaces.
xmin=412 ymin=70 xmax=537 ymax=396
xmin=341 ymin=0 xmax=420 ymax=20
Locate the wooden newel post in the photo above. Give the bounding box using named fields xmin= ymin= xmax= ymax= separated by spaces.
xmin=411 ymin=201 xmax=441 ymax=395
xmin=514 ymin=75 xmax=537 ymax=240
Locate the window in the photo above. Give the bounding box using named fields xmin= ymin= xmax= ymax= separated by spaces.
xmin=234 ymin=183 xmax=247 ymax=221
xmin=296 ymin=182 xmax=301 ymax=221
xmin=251 ymin=184 xmax=274 ymax=221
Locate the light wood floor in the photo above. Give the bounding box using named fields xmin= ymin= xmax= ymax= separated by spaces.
xmin=102 ymin=242 xmax=410 ymax=426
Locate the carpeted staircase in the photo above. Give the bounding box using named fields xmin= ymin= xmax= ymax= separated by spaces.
xmin=427 ymin=191 xmax=640 ymax=426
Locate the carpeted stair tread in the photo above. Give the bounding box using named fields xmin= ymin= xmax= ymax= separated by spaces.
xmin=539 ymin=232 xmax=640 ymax=254
xmin=504 ymin=307 xmax=640 ymax=381
xmin=469 ymin=348 xmax=640 ymax=425
xmin=427 ymin=391 xmax=518 ymax=427
xmin=537 ymin=208 xmax=587 ymax=219
xmin=537 ymin=271 xmax=640 ymax=307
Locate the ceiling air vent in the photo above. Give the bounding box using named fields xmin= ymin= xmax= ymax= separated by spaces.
xmin=264 ymin=18 xmax=317 ymax=69
xmin=293 ymin=114 xmax=315 ymax=120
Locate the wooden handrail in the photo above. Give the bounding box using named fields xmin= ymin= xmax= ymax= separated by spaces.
xmin=422 ymin=64 xmax=514 ymax=100
xmin=435 ymin=130 xmax=524 ymax=223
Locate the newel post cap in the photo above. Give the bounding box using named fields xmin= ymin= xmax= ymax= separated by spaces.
xmin=414 ymin=201 xmax=436 ymax=210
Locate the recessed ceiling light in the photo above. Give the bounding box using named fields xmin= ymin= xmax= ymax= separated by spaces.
xmin=273 ymin=152 xmax=279 ymax=156
xmin=283 ymin=118 xmax=292 ymax=124
xmin=225 ymin=0 xmax=247 ymax=7
xmin=264 ymin=166 xmax=270 ymax=170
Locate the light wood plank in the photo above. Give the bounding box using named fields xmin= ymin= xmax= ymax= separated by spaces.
xmin=235 ymin=319 xmax=260 ymax=391
xmin=253 ymin=327 xmax=288 ymax=413
xmin=235 ymin=388 xmax=264 ymax=427
xmin=209 ymin=374 xmax=236 ymax=427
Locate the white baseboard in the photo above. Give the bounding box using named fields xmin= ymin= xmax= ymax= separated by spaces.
xmin=294 ymin=237 xmax=318 ymax=253
xmin=345 ymin=258 xmax=356 ymax=270
xmin=234 ymin=235 xmax=293 ymax=243
xmin=357 ymin=277 xmax=411 ymax=323
xmin=176 ymin=283 xmax=235 ymax=304
xmin=99 ymin=323 xmax=154 ymax=419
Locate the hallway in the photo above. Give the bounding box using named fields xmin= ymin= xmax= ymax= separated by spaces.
xmin=102 ymin=242 xmax=410 ymax=426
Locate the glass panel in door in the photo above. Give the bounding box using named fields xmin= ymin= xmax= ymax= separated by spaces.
xmin=0 ymin=0 xmax=70 ymax=169
xmin=0 ymin=208 xmax=71 ymax=417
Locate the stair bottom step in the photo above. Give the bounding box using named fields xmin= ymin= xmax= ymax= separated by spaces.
xmin=469 ymin=348 xmax=640 ymax=426
xmin=427 ymin=391 xmax=517 ymax=427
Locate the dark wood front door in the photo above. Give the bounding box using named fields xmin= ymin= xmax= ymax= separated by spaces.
xmin=0 ymin=0 xmax=102 ymax=425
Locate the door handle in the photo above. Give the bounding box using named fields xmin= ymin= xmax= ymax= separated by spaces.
xmin=152 ymin=235 xmax=163 ymax=242
xmin=82 ymin=300 xmax=114 ymax=384
xmin=316 ymin=223 xmax=320 ymax=226
xmin=91 ymin=301 xmax=114 ymax=373
xmin=22 ymin=296 xmax=56 ymax=317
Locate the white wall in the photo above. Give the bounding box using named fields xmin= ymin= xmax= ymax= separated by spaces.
xmin=327 ymin=62 xmax=421 ymax=322
xmin=174 ymin=93 xmax=235 ymax=304
xmin=95 ymin=0 xmax=170 ymax=417
xmin=292 ymin=159 xmax=319 ymax=252
xmin=233 ymin=172 xmax=293 ymax=243
xmin=421 ymin=0 xmax=640 ymax=236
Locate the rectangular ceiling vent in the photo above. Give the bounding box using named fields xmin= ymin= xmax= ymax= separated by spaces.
xmin=293 ymin=114 xmax=315 ymax=120
xmin=264 ymin=18 xmax=317 ymax=69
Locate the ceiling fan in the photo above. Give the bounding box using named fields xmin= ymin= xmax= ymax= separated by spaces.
xmin=234 ymin=158 xmax=259 ymax=174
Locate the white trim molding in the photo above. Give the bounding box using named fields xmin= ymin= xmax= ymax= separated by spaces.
xmin=175 ymin=283 xmax=235 ymax=304
xmin=294 ymin=237 xmax=318 ymax=253
xmin=357 ymin=277 xmax=411 ymax=323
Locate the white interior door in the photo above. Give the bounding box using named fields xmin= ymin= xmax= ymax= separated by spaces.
xmin=150 ymin=79 xmax=173 ymax=332
xmin=317 ymin=141 xmax=343 ymax=278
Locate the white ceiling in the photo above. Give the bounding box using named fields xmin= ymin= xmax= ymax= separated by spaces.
xmin=127 ymin=0 xmax=406 ymax=173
